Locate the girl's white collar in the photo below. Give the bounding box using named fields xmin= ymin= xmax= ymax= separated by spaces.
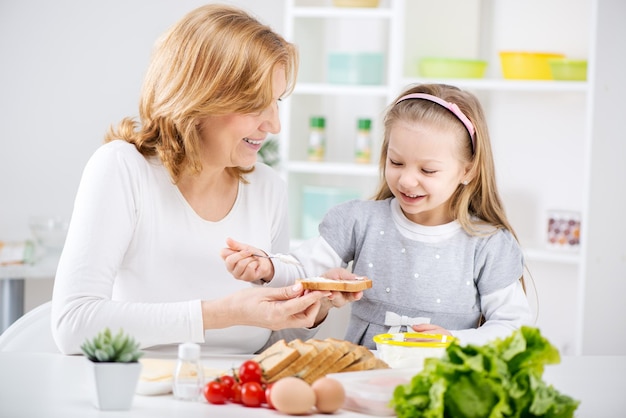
xmin=390 ymin=198 xmax=461 ymax=243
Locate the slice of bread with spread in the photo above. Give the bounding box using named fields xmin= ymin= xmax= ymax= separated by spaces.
xmin=298 ymin=276 xmax=372 ymax=292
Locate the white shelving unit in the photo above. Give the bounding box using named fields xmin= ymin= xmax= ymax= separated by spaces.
xmin=280 ymin=0 xmax=404 ymax=240
xmin=279 ymin=0 xmax=625 ymax=355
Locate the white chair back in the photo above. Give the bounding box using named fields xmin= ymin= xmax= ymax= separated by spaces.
xmin=0 ymin=301 xmax=59 ymax=353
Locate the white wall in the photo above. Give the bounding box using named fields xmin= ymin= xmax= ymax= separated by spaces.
xmin=0 ymin=0 xmax=282 ymax=311
xmin=0 ymin=0 xmax=281 ymax=243
xmin=0 ymin=0 xmax=351 ymax=339
xmin=581 ymin=0 xmax=626 ymax=355
xmin=3 ymin=1 xmax=624 ymax=351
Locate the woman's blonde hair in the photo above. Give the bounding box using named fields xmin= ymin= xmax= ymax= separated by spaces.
xmin=105 ymin=4 xmax=298 ymax=183
xmin=374 ymin=83 xmax=517 ymax=239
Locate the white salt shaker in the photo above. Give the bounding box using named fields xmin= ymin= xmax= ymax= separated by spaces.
xmin=173 ymin=342 xmax=203 ymax=401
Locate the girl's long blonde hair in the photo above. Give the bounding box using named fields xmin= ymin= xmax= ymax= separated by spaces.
xmin=105 ymin=4 xmax=298 ymax=183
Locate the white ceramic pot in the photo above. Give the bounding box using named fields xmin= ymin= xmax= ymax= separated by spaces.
xmin=89 ymin=361 xmax=142 ymax=410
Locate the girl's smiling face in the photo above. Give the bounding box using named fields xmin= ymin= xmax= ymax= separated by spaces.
xmin=385 ymin=119 xmax=471 ymax=226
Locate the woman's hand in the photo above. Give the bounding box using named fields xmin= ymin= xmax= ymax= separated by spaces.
xmin=204 ymin=282 xmax=331 ymax=330
xmin=220 ymin=237 xmax=274 ymax=283
xmin=411 ymin=323 xmax=453 ymax=337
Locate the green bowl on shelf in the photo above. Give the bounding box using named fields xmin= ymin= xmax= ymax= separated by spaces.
xmin=418 ymin=57 xmax=488 ymax=79
xmin=548 ymin=58 xmax=588 ymax=81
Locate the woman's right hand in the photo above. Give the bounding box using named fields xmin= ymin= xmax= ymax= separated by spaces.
xmin=203 ymin=282 xmax=331 ymax=330
xmin=220 ymin=237 xmax=275 ymax=283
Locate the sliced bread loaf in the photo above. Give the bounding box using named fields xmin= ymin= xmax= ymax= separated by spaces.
xmin=251 ymin=339 xmax=300 ymax=381
xmin=269 ymin=339 xmax=319 ymax=382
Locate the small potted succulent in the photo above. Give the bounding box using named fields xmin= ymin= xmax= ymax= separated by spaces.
xmin=81 ymin=328 xmax=144 ymax=410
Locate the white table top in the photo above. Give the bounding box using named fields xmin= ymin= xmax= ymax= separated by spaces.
xmin=0 ymin=352 xmax=624 ymax=418
xmin=0 ymin=255 xmax=58 ymax=280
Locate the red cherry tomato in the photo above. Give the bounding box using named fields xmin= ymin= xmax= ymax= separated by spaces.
xmin=231 ymin=382 xmax=242 ymax=404
xmin=218 ymin=375 xmax=236 ymax=400
xmin=203 ymin=380 xmax=227 ymax=405
xmin=238 ymin=360 xmax=263 ymax=384
xmin=240 ymin=381 xmax=264 ymax=408
xmin=259 ymin=384 xmax=267 ymax=405
xmin=265 ymin=382 xmax=275 ymax=409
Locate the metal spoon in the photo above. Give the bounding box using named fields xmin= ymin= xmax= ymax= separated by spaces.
xmin=252 ymin=253 xmax=302 ymax=266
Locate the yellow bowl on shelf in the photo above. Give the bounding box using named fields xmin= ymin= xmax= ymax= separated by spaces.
xmin=499 ymin=51 xmax=565 ymax=80
xmin=419 ymin=57 xmax=487 ymax=79
xmin=548 ymin=58 xmax=588 ymax=81
xmin=333 ymin=0 xmax=379 ymax=7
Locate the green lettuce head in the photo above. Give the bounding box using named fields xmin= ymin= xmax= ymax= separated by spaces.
xmin=391 ymin=326 xmax=579 ymax=418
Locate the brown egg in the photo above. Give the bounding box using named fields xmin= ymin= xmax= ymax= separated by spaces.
xmin=311 ymin=377 xmax=346 ymax=414
xmin=270 ymin=376 xmax=316 ymax=415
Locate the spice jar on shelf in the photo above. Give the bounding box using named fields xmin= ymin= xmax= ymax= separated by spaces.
xmin=355 ymin=118 xmax=372 ymax=164
xmin=307 ymin=116 xmax=326 ymax=162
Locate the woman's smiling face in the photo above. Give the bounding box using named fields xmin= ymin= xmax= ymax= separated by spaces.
xmin=196 ymin=65 xmax=286 ymax=169
xmin=385 ymin=119 xmax=471 ymax=226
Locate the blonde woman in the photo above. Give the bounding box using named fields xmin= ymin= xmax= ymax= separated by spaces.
xmin=52 ymin=4 xmax=335 ymax=356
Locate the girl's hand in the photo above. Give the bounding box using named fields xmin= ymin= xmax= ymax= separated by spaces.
xmin=411 ymin=323 xmax=453 ymax=337
xmin=310 ymin=268 xmax=365 ymax=327
xmin=321 ymin=268 xmax=364 ymax=308
xmin=220 ymin=237 xmax=274 ymax=283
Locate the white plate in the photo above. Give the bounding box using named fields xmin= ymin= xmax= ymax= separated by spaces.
xmin=136 ymin=378 xmax=173 ymax=396
xmin=135 ymin=355 xmax=250 ymax=396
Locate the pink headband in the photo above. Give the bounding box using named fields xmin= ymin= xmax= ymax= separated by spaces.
xmin=395 ymin=93 xmax=476 ymax=153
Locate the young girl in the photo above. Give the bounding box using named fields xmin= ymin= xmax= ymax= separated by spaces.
xmin=222 ymin=83 xmax=532 ymax=348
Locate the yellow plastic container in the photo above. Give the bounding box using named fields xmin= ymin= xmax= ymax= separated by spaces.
xmin=373 ymin=332 xmax=455 ymax=370
xmin=499 ymin=51 xmax=565 ymax=80
xmin=548 ymin=58 xmax=588 ymax=81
